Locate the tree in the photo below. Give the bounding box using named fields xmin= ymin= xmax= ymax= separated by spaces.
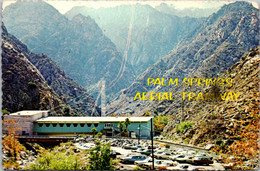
xmin=91 ymin=127 xmax=97 ymax=138
xmin=118 ymin=122 xmax=125 ymax=136
xmin=63 ymin=106 xmax=71 ymax=116
xmin=2 ymin=119 xmax=26 ymax=160
xmin=124 ymin=118 xmax=131 ymax=137
xmin=26 ymin=143 xmax=87 ymax=170
xmin=154 ymin=114 xmax=169 ymax=132
xmin=87 ymin=140 xmax=114 ymax=170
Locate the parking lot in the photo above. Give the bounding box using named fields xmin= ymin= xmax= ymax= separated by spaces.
xmin=74 ymin=138 xmax=225 ymax=170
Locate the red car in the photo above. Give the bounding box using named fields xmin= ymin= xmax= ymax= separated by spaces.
xmin=189 ymin=157 xmax=213 ymax=165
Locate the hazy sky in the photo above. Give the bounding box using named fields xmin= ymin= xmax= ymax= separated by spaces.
xmin=2 ymin=0 xmax=259 ymax=14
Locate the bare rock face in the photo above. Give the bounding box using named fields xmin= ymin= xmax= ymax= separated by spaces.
xmin=165 ymin=48 xmax=259 ymax=144
xmin=3 ymin=1 xmax=135 ymax=101
xmin=2 ymin=24 xmax=99 ymax=115
xmin=106 ymin=1 xmax=259 ymax=116
xmin=65 ymin=4 xmax=204 ymax=74
xmin=2 ymin=25 xmax=63 ymax=113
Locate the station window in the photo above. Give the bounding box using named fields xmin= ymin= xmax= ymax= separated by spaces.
xmin=52 ymin=123 xmax=57 ymax=127
xmin=105 ymin=123 xmax=113 ymax=127
xmin=80 ymin=123 xmax=85 ymax=127
xmin=87 ymin=123 xmax=92 ymax=127
xmin=66 ymin=123 xmax=71 ymax=127
xmin=73 ymin=123 xmax=78 ymax=127
xmin=59 ymin=123 xmax=64 ymax=127
xmin=39 ymin=123 xmax=43 ymax=127
xmin=94 ymin=123 xmax=98 ymax=127
xmin=46 ymin=123 xmax=50 ymax=127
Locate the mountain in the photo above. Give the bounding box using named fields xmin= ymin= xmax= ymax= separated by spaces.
xmin=164 ymin=48 xmax=259 ymax=169
xmin=3 ymin=1 xmax=134 ymax=101
xmin=155 ymin=2 xmax=223 ymax=18
xmin=2 ymin=24 xmax=100 ymax=116
xmin=65 ymin=4 xmax=204 ymax=74
xmin=106 ymin=1 xmax=259 ymax=116
xmin=2 ymin=25 xmax=64 ymax=114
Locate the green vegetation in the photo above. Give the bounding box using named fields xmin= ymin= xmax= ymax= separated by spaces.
xmin=64 ymin=106 xmax=71 ymax=116
xmin=154 ymin=114 xmax=169 ymax=132
xmin=2 ymin=119 xmax=27 ymax=170
xmin=28 ymin=81 xmax=37 ymax=88
xmin=87 ymin=140 xmax=115 ymax=170
xmin=2 ymin=108 xmax=10 ymax=115
xmin=175 ymin=121 xmax=195 ymax=133
xmin=133 ymin=166 xmax=143 ymax=170
xmin=26 ymin=150 xmax=86 ymax=170
xmin=183 ymin=138 xmax=190 ymax=144
xmin=124 ymin=118 xmax=131 ymax=137
xmin=91 ymin=128 xmax=97 ymax=138
xmin=142 ymin=111 xmax=151 ymax=116
xmin=118 ymin=121 xmax=124 ymax=136
xmin=94 ymin=132 xmax=102 ymax=138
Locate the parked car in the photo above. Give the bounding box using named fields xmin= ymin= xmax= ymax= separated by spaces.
xmin=121 ymin=154 xmax=147 ymax=164
xmin=177 ymin=156 xmax=194 ymax=163
xmin=156 ymin=160 xmax=179 ymax=170
xmin=167 ymin=164 xmax=198 ymax=170
xmin=189 ymin=157 xmax=213 ymax=165
xmin=142 ymin=159 xmax=163 ymax=169
xmin=132 ymin=148 xmax=145 ymax=153
xmin=170 ymin=154 xmax=186 ymax=161
xmin=134 ymin=157 xmax=153 ymax=166
xmin=141 ymin=149 xmax=153 ymax=155
xmin=154 ymin=151 xmax=164 ymax=159
xmin=159 ymin=151 xmax=174 ymax=160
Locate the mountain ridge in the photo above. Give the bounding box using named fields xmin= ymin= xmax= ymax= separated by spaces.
xmin=2 ymin=24 xmax=100 ymax=116
xmin=106 ymin=1 xmax=259 ymax=116
xmin=3 ymin=0 xmax=135 ymax=101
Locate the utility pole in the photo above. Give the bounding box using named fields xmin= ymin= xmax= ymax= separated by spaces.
xmin=101 ymin=79 xmax=106 ymax=116
xmin=151 ymin=118 xmax=154 ymax=170
xmin=138 ymin=124 xmax=140 ymax=145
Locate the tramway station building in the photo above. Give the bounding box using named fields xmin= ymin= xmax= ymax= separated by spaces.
xmin=3 ymin=110 xmax=153 ymax=139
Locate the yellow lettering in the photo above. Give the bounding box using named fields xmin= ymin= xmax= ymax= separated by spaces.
xmin=188 ymin=92 xmax=196 ymax=100
xmin=161 ymin=92 xmax=169 ymax=100
xmin=182 ymin=92 xmax=188 ymax=100
xmin=233 ymin=92 xmax=241 ymax=100
xmin=217 ymin=78 xmax=225 ymax=86
xmin=225 ymin=92 xmax=234 ymax=100
xmin=226 ymin=78 xmax=233 ymax=87
xmin=206 ymin=78 xmax=216 ymax=86
xmin=150 ymin=92 xmax=158 ymax=100
xmin=191 ymin=78 xmax=197 ymax=86
xmin=182 ymin=78 xmax=190 ymax=86
xmin=134 ymin=92 xmax=142 ymax=100
xmin=196 ymin=92 xmax=204 ymax=101
xmin=198 ymin=78 xmax=205 ymax=86
xmin=220 ymin=92 xmax=227 ymax=100
xmin=161 ymin=78 xmax=167 ymax=86
xmin=169 ymin=92 xmax=175 ymax=100
xmin=142 ymin=92 xmax=149 ymax=100
xmin=147 ymin=78 xmax=154 ymax=86
xmin=154 ymin=78 xmax=161 ymax=86
xmin=169 ymin=78 xmax=178 ymax=86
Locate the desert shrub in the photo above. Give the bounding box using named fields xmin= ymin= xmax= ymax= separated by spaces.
xmin=26 ymin=150 xmax=86 ymax=170
xmin=133 ymin=166 xmax=143 ymax=170
xmin=87 ymin=140 xmax=115 ymax=170
xmin=175 ymin=121 xmax=195 ymax=133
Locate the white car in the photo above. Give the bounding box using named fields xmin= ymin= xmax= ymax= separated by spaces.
xmin=167 ymin=164 xmax=198 ymax=170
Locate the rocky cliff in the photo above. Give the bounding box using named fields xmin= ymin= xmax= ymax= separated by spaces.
xmin=3 ymin=1 xmax=134 ymax=101
xmin=2 ymin=24 xmax=99 ymax=115
xmin=2 ymin=25 xmax=64 ymax=114
xmin=66 ymin=4 xmax=204 ymax=74
xmin=106 ymin=1 xmax=259 ymax=116
xmin=165 ymin=48 xmax=259 ymax=169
